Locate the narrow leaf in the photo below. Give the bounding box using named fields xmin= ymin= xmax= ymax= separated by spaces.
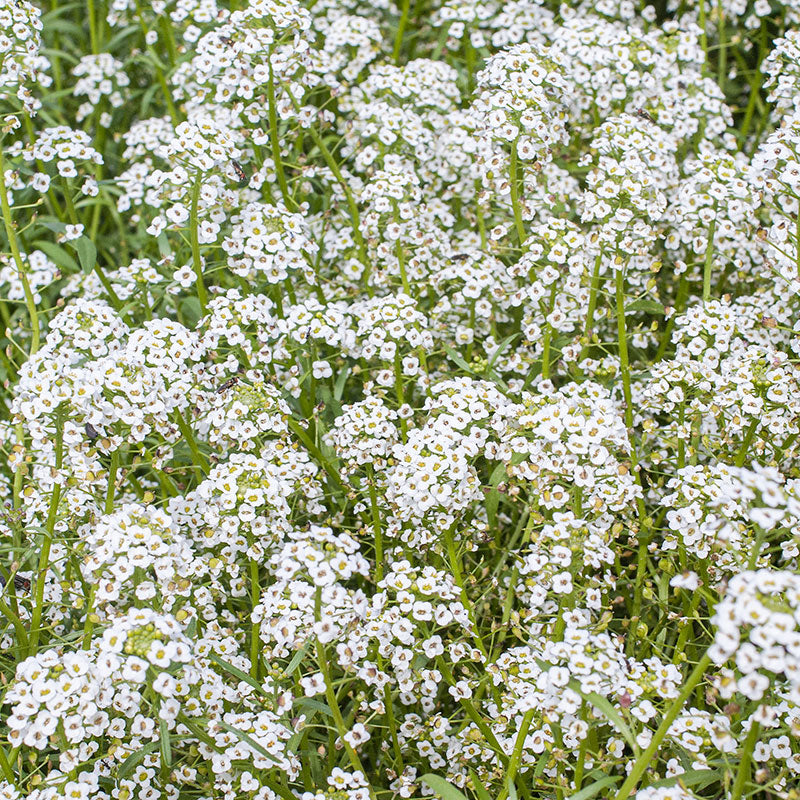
xmin=420 ymin=774 xmax=470 ymax=800
xmin=68 ymin=236 xmax=97 ymax=275
xmin=576 ymin=687 xmax=639 ymax=754
xmin=31 ymin=240 xmax=78 ymax=273
xmin=485 ymin=461 xmax=507 ymax=530
xmin=159 ymin=719 xmax=172 ymax=772
xmin=117 ymin=741 xmax=160 ymax=780
xmin=208 ymin=652 xmax=270 ymax=698
xmin=566 ymin=775 xmax=620 ymax=800
xmin=625 ymin=298 xmax=665 ymax=315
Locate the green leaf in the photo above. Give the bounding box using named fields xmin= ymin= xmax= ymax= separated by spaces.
xmin=31 ymin=240 xmax=78 ymax=273
xmin=180 ymin=296 xmax=202 ymax=329
xmin=487 ymin=333 xmax=519 ymax=369
xmin=208 ymin=652 xmax=270 ymax=699
xmin=159 ymin=719 xmax=172 ymax=773
xmin=565 ymin=775 xmax=620 ymax=800
xmin=485 ymin=461 xmax=507 ymax=531
xmin=333 ymin=365 xmax=350 ymax=401
xmin=575 ymin=687 xmax=639 ymax=755
xmin=68 ymin=237 xmax=97 ymax=275
xmin=37 ymin=220 xmax=67 ymax=233
xmin=117 ymin=741 xmax=160 ymax=780
xmin=468 ymin=769 xmax=492 ymax=800
xmin=294 ymin=697 xmax=334 ymax=718
xmin=444 ymin=344 xmax=475 ymax=374
xmin=156 ymin=230 xmax=172 ymax=258
xmin=625 ymin=298 xmax=665 ymax=315
xmin=649 ymin=769 xmax=718 ymax=789
xmin=420 ymin=774 xmax=470 ymax=800
xmin=283 ymin=640 xmax=312 ymax=677
xmin=217 ymin=720 xmax=282 ymax=765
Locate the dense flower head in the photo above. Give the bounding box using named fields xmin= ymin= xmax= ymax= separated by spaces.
xmin=0 ymin=0 xmax=48 ymax=111
xmin=711 ymin=569 xmax=800 ymax=704
xmin=474 ymin=42 xmax=570 ymax=165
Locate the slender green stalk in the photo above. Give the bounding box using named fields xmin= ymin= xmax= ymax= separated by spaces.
xmin=442 ymin=523 xmax=489 ymax=660
xmin=134 ymin=0 xmax=180 ymax=125
xmin=716 ymin=0 xmax=726 ymax=88
xmin=395 ymin=240 xmax=410 ymax=294
xmin=730 ymin=721 xmax=760 ymax=800
xmin=509 ymin=142 xmax=526 ymax=247
xmin=734 ymin=419 xmax=758 ymax=467
xmin=738 ymin=21 xmax=767 ymax=148
xmin=367 ymin=465 xmax=384 ymax=583
xmin=795 ymin=207 xmax=800 ymax=279
xmin=702 ymin=218 xmax=716 ymax=303
xmin=314 ymin=589 xmax=378 ymax=800
xmin=105 ymin=449 xmax=119 ymax=514
xmin=174 ymin=408 xmax=209 ymax=477
xmin=497 ymin=710 xmax=534 ymax=800
xmin=541 ymin=284 xmax=557 ymax=380
xmin=82 ymin=586 xmax=96 ymax=649
xmin=615 ymin=267 xmax=634 ymax=432
xmin=613 ymin=653 xmax=712 ymax=800
xmin=87 ymin=0 xmax=99 ymax=54
xmin=392 ymin=0 xmax=411 ymax=62
xmin=249 ymin=552 xmax=261 ymax=679
xmin=301 ymin=122 xmax=370 ymax=290
xmin=28 ymin=413 xmax=65 ymax=654
xmin=267 ymin=58 xmax=295 ymax=211
xmin=190 ymin=172 xmax=208 ymax=314
xmin=0 ymin=594 xmax=29 ymax=653
xmin=578 ymin=253 xmax=603 ymax=364
xmin=697 ymin=0 xmax=709 ymax=74
xmin=0 ymin=147 xmax=39 ymax=353
xmin=435 ymin=656 xmax=508 ymax=766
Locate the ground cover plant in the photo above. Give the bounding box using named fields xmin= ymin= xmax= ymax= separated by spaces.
xmin=3 ymin=0 xmax=800 ymax=798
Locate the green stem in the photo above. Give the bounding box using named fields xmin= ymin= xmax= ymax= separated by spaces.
xmin=314 ymin=590 xmax=378 ymax=800
xmin=702 ymin=218 xmax=716 ymax=304
xmin=578 ymin=253 xmax=603 ymax=364
xmin=105 ymin=448 xmax=119 ymax=514
xmin=613 ymin=653 xmax=712 ymax=800
xmin=249 ymin=554 xmax=261 ymax=679
xmin=87 ymin=0 xmax=99 ymax=53
xmin=367 ymin=465 xmax=384 ymax=584
xmin=435 ymin=656 xmax=508 ymax=766
xmin=730 ymin=721 xmax=760 ymax=800
xmin=716 ymin=0 xmax=726 ymax=88
xmin=392 ymin=0 xmax=411 ymax=62
xmin=497 ymin=710 xmax=534 ymax=800
xmin=734 ymin=419 xmax=758 ymax=467
xmin=509 ymin=142 xmax=526 ymax=247
xmin=698 ymin=0 xmax=709 ymax=74
xmin=174 ymin=409 xmax=209 ymax=477
xmin=615 ymin=267 xmax=634 ymax=432
xmin=442 ymin=523 xmax=489 ymax=661
xmin=267 ymin=57 xmax=295 ymax=211
xmin=190 ymin=172 xmax=208 ymax=314
xmin=541 ymin=284 xmax=558 ymax=380
xmin=301 ymin=123 xmax=370 ymax=291
xmin=0 ymin=147 xmax=39 ymax=353
xmin=29 ymin=412 xmax=64 ymax=654
xmin=738 ymin=21 xmax=766 ymax=149
xmin=134 ymin=0 xmax=180 ymax=125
